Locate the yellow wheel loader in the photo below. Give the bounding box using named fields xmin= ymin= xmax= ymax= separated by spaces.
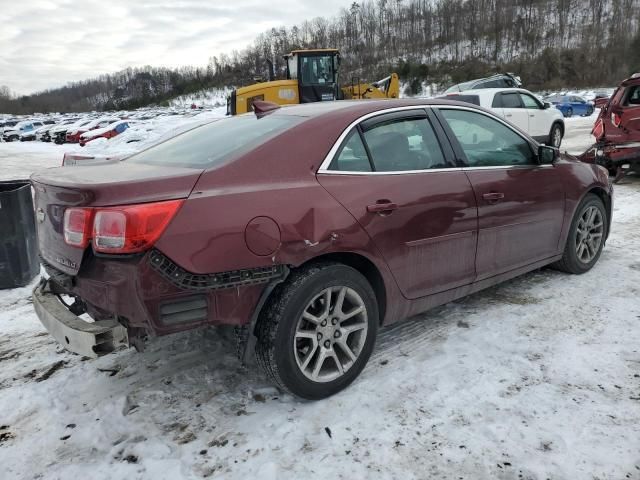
xmin=226 ymin=49 xmax=399 ymax=115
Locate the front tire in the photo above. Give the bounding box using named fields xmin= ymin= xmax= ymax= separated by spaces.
xmin=255 ymin=262 xmax=378 ymax=400
xmin=565 ymin=107 xmax=573 ymax=118
xmin=552 ymin=194 xmax=607 ymax=274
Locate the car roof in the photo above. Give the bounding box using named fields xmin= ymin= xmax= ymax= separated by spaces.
xmin=268 ymin=98 xmax=488 ymax=119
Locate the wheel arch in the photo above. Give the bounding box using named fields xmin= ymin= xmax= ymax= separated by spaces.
xmin=297 ymin=252 xmax=388 ymax=326
xmin=585 ymin=186 xmax=612 ymax=238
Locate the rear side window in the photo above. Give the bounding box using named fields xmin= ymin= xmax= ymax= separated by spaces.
xmin=329 ymin=130 xmax=372 ymax=172
xmin=440 ymin=109 xmax=534 ymax=167
xmin=446 ymin=94 xmax=480 ymax=106
xmin=128 ymin=115 xmax=303 ymax=168
xmin=500 ymin=93 xmax=522 ymax=108
xmin=480 ymin=79 xmax=506 ymax=88
xmin=626 ymin=86 xmax=640 ymax=105
xmin=362 ymin=117 xmax=448 ymax=171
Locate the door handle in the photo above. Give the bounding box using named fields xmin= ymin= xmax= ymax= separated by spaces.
xmin=505 ymin=114 xmax=513 ymax=117
xmin=482 ymin=192 xmax=505 ymax=204
xmin=529 ymin=114 xmax=535 ymax=117
xmin=367 ymin=201 xmax=398 ymax=214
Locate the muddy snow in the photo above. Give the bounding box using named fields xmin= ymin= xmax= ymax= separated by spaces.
xmin=0 ymin=114 xmax=639 ymax=480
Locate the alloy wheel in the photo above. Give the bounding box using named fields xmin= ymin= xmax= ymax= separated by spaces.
xmin=552 ymin=126 xmax=562 ymax=147
xmin=293 ymin=286 xmax=368 ymax=383
xmin=575 ymin=205 xmax=604 ymax=264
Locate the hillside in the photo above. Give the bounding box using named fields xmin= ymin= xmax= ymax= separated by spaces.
xmin=2 ymin=0 xmax=639 ymax=114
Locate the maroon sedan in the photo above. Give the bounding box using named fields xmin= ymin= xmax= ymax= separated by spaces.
xmin=31 ymin=99 xmax=612 ymax=399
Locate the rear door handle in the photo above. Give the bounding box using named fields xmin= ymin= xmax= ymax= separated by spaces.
xmin=482 ymin=192 xmax=505 ymax=204
xmin=367 ymin=201 xmax=398 ymax=214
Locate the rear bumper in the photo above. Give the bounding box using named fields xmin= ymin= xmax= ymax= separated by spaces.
xmin=33 ymin=278 xmax=128 ymax=357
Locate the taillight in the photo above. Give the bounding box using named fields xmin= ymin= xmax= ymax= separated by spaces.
xmin=611 ymin=112 xmax=622 ymax=128
xmin=63 ymin=208 xmax=94 ymax=248
xmin=92 ymin=200 xmax=183 ymax=253
xmin=62 ymin=200 xmax=183 ymax=253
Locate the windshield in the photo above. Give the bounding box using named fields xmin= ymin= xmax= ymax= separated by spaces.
xmin=128 ymin=114 xmax=303 ymax=169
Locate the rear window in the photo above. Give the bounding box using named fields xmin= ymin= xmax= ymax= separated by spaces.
xmin=445 ymin=94 xmax=480 ymax=106
xmin=128 ymin=114 xmax=303 ymax=168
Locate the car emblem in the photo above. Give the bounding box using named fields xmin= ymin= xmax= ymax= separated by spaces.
xmin=36 ymin=208 xmax=45 ymax=223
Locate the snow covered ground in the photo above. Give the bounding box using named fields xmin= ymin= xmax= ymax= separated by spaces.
xmin=0 ymin=114 xmax=639 ymax=480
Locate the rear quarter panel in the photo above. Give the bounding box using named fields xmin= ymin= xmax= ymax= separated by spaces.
xmin=155 ymin=113 xmax=405 ymax=324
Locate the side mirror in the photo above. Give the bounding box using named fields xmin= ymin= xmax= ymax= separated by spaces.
xmin=543 ymin=101 xmax=551 ymax=109
xmin=538 ymin=145 xmax=558 ymax=164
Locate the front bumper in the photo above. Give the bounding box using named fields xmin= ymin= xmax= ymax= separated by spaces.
xmin=33 ymin=278 xmax=128 ymax=358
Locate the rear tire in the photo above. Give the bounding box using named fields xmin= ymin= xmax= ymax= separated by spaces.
xmin=549 ymin=123 xmax=563 ymax=148
xmin=255 ymin=262 xmax=378 ymax=400
xmin=552 ymin=194 xmax=607 ymax=274
xmin=565 ymin=107 xmax=573 ymax=118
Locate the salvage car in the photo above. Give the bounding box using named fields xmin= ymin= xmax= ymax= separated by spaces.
xmin=579 ymin=73 xmax=640 ymax=178
xmin=443 ymin=88 xmax=566 ymax=147
xmin=444 ymin=73 xmax=522 ymax=93
xmin=545 ymin=94 xmax=594 ymax=118
xmin=66 ymin=117 xmax=119 ymax=143
xmin=31 ymin=99 xmax=612 ymax=400
xmin=2 ymin=120 xmax=44 ymax=142
xmin=79 ymin=120 xmax=130 ymax=146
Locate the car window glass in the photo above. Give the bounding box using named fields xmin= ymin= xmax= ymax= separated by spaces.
xmin=491 ymin=94 xmax=503 ymax=108
xmin=362 ymin=117 xmax=448 ymax=171
xmin=440 ymin=109 xmax=534 ymax=167
xmin=328 ymin=130 xmax=372 ymax=172
xmin=520 ymin=94 xmax=540 ymax=109
xmin=128 ymin=115 xmax=303 ymax=169
xmin=480 ymin=79 xmax=504 ymax=88
xmin=501 ymin=93 xmax=522 ymax=108
xmin=626 ymin=86 xmax=640 ymax=105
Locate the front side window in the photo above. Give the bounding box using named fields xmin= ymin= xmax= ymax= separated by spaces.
xmin=520 ymin=93 xmax=540 ymax=109
xmin=362 ymin=117 xmax=448 ymax=171
xmin=440 ymin=109 xmax=534 ymax=167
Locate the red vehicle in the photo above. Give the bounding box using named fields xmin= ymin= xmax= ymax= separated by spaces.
xmin=79 ymin=120 xmax=129 ymax=146
xmin=580 ymin=73 xmax=640 ymax=179
xmin=65 ymin=117 xmax=119 ymax=143
xmin=31 ymin=99 xmax=612 ymax=399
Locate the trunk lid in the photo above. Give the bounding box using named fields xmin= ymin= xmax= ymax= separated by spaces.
xmin=31 ymin=162 xmax=202 ymax=275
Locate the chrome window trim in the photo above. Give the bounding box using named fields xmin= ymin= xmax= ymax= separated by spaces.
xmin=318 ymin=167 xmax=463 ymax=176
xmin=318 ymin=104 xmax=540 ymax=175
xmin=317 ymin=105 xmax=444 ymax=174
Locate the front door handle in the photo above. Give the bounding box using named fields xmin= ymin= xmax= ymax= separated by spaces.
xmin=367 ymin=201 xmax=398 ymax=215
xmin=482 ymin=192 xmax=505 ymax=204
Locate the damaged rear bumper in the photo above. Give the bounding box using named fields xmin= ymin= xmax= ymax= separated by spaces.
xmin=32 ymin=278 xmax=128 ymax=358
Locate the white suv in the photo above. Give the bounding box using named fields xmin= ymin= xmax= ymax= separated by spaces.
xmin=444 ymin=88 xmax=565 ymax=147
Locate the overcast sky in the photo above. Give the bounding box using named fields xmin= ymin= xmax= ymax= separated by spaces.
xmin=0 ymin=0 xmax=351 ymax=95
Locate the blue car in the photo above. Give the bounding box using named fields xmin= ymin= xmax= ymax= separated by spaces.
xmin=545 ymin=95 xmax=594 ymax=118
